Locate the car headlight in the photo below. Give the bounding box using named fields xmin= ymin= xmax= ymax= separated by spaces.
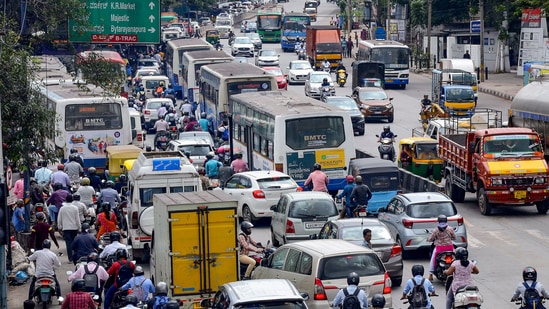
xmin=387 ymin=103 xmax=393 ymax=109
xmin=282 ymin=36 xmax=288 ymax=41
xmin=492 ymin=178 xmax=503 ymax=185
xmin=361 ymin=104 xmax=370 ymax=110
xmin=535 ymin=177 xmax=546 ymax=184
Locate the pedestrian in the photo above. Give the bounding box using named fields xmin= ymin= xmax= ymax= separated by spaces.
xmin=355 ymin=31 xmax=359 ymax=46
xmin=57 ymin=194 xmax=81 ymax=263
xmin=341 ymin=37 xmax=347 ymax=58
xmin=71 ymin=223 xmax=99 ymax=264
xmin=13 ymin=172 xmax=24 ymax=199
xmin=362 ymin=228 xmax=372 ymax=249
xmin=303 ymin=163 xmax=328 ymax=192
xmin=29 ymin=212 xmax=59 ymax=251
xmin=11 ymin=199 xmax=26 ymax=235
xmin=347 ymin=37 xmax=354 ymax=58
xmin=463 ymin=50 xmax=471 ymax=59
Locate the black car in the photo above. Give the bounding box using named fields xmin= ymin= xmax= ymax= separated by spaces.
xmin=323 ymin=96 xmax=365 ymax=135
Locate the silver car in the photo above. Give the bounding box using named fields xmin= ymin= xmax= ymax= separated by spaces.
xmin=287 ymin=60 xmax=314 ymax=85
xmin=270 ymin=192 xmax=339 ymax=246
xmin=255 ymin=49 xmax=280 ymax=67
xmin=304 ymin=71 xmax=335 ymax=99
xmin=245 ymin=32 xmax=262 ymax=51
xmin=377 ymin=192 xmax=468 ymax=258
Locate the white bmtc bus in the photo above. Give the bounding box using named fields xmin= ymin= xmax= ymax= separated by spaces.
xmin=229 ymin=91 xmax=356 ymax=193
xmin=356 ymin=39 xmax=411 ymax=89
xmin=35 ymin=56 xmax=131 ymax=171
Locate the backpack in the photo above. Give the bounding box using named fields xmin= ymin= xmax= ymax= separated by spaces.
xmin=132 ymin=277 xmax=147 ymax=301
xmin=341 ymin=287 xmax=361 ymax=309
xmin=83 ymin=264 xmax=99 ymax=292
xmin=222 ymin=127 xmax=229 ymax=141
xmin=116 ymin=260 xmax=133 ymax=287
xmin=523 ymin=281 xmax=543 ymax=309
xmin=410 ymin=278 xmax=428 ymax=308
xmin=154 ymin=295 xmax=170 ymax=309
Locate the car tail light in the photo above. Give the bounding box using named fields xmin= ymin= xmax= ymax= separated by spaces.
xmin=131 ymin=211 xmax=139 ymax=229
xmin=296 ymin=187 xmax=303 ymax=191
xmin=402 ymin=218 xmax=414 ymax=229
xmin=372 ymin=272 xmax=392 ymax=294
xmin=457 ymin=217 xmax=464 ymax=225
xmin=252 ymin=190 xmax=265 ymax=199
xmin=137 ymin=133 xmax=143 ymax=142
xmin=144 ymin=110 xmax=151 ymax=115
xmin=390 ymin=244 xmax=402 ymax=257
xmin=285 ymin=220 xmax=295 ymax=234
xmin=313 ymin=277 xmax=328 ymax=300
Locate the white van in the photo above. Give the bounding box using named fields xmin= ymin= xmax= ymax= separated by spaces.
xmin=129 ymin=108 xmax=145 ymax=148
xmin=125 ymin=151 xmax=202 ymax=261
xmin=141 ymin=75 xmax=170 ymax=99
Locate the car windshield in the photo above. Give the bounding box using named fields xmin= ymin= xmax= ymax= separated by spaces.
xmin=236 ymin=301 xmax=307 ymax=309
xmin=266 ymin=68 xmax=283 ymax=76
xmin=414 ymin=143 xmax=440 ymax=159
xmin=291 ymin=62 xmax=311 ymax=70
xmin=359 ymin=89 xmax=388 ymax=100
xmin=235 ymin=37 xmax=252 ymax=44
xmin=247 ymin=22 xmax=257 ymax=28
xmin=319 ymin=254 xmax=385 ymax=280
xmin=289 ymin=200 xmax=338 ymax=218
xmin=340 ymin=225 xmax=392 ymax=242
xmin=325 ymin=98 xmax=358 ymax=111
xmin=408 ymin=202 xmax=457 ymax=218
xmin=246 ymin=33 xmax=260 ymax=40
xmin=310 ymin=74 xmax=331 ymax=83
xmin=256 ymin=176 xmax=297 ymax=189
xmin=261 ymin=50 xmax=277 ymax=56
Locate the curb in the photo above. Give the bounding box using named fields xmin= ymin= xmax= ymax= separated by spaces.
xmin=478 ymin=87 xmax=515 ymax=101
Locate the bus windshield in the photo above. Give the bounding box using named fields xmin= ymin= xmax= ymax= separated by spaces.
xmin=258 ymin=15 xmax=282 ymax=29
xmin=370 ymin=48 xmax=409 ymax=69
xmin=285 ymin=116 xmax=345 ymax=149
xmin=65 ymin=103 xmax=123 ymax=131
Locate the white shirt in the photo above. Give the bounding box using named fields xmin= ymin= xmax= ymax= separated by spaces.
xmin=57 ymin=203 xmax=81 ymax=231
xmin=28 ymin=248 xmax=61 ymax=278
xmin=77 ymin=185 xmax=96 ymax=205
xmin=100 ymin=241 xmax=128 ymax=259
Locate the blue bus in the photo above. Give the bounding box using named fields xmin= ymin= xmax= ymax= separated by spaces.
xmin=280 ymin=13 xmax=310 ymax=52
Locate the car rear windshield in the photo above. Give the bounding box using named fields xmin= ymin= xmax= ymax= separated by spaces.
xmin=289 ymin=200 xmax=338 ymax=218
xmin=178 ymin=145 xmax=211 ymax=156
xmin=341 ymin=226 xmax=392 ymax=242
xmin=237 ymin=301 xmax=307 ymax=309
xmin=408 ymin=202 xmax=457 ymax=218
xmin=257 ymin=177 xmax=297 ymax=190
xmin=319 ymin=253 xmax=385 ymax=280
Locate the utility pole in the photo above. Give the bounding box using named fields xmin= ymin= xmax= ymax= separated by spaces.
xmin=479 ymin=0 xmax=485 ymax=81
xmin=427 ymin=0 xmax=432 ymax=67
xmin=347 ymin=0 xmax=352 ymax=37
xmin=386 ymin=0 xmax=391 ymax=39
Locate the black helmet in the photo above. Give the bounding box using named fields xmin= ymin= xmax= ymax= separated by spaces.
xmin=115 ymin=248 xmax=128 ymax=259
xmin=134 ymin=266 xmax=145 ymax=276
xmin=371 ymin=294 xmax=386 ymax=308
xmin=72 ymin=279 xmax=86 ymax=292
xmin=241 ymin=221 xmax=253 ymax=235
xmin=88 ymin=252 xmax=99 ymax=263
xmin=523 ymin=266 xmax=537 ymax=281
xmin=119 ymin=174 xmax=127 ymax=182
xmin=81 ymin=222 xmax=90 ymax=233
xmin=313 ymin=163 xmax=321 ymax=170
xmin=73 ymin=193 xmax=81 ymax=201
xmin=383 ymin=125 xmax=390 ymax=132
xmin=455 ymin=247 xmax=468 ymax=261
xmin=110 ymin=231 xmax=121 ymax=242
xmin=323 ymin=77 xmax=328 ymax=83
xmin=88 ymin=167 xmax=97 ymax=174
xmin=347 ymin=272 xmax=359 ymax=285
xmin=437 ymin=215 xmax=448 ymax=223
xmin=70 ymin=148 xmax=78 ymax=154
xmin=166 ymin=301 xmax=180 ymax=309
xmin=42 ymin=239 xmax=51 ymax=249
xmin=201 ymin=112 xmax=207 ymax=119
xmin=125 ymin=294 xmax=139 ymax=306
xmin=36 ymin=212 xmax=45 ymax=221
xmin=156 ymin=282 xmax=168 ymax=295
xmin=106 ymin=180 xmax=115 ymax=188
xmin=69 ymin=154 xmax=78 ymax=162
xmin=53 ymin=182 xmax=63 ymax=191
xmin=412 ymin=264 xmax=424 ymax=277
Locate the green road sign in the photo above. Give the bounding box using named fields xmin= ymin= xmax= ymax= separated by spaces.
xmin=69 ymin=0 xmax=161 ymax=44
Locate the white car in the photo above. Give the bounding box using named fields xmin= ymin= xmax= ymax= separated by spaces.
xmin=304 ymin=71 xmax=335 ymax=98
xmin=255 ymin=49 xmax=280 ymax=67
xmin=165 ymin=139 xmax=214 ymax=168
xmin=231 ymin=36 xmax=254 ymax=57
xmin=223 ymin=171 xmax=299 ymax=223
xmin=287 ymin=60 xmax=314 ymax=85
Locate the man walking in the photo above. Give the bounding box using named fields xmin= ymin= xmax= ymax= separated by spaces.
xmin=346 ymin=36 xmax=354 ymax=58
xmin=57 ymin=194 xmax=81 ymax=263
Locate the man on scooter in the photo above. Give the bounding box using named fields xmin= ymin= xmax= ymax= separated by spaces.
xmin=322 ymin=58 xmax=331 ymax=72
xmin=238 ymin=221 xmax=264 ymax=280
xmin=28 ymin=239 xmax=63 ymax=303
xmin=379 ymin=125 xmax=395 ymax=142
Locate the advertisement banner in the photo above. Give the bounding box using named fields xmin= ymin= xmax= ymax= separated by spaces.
xmin=521 ymin=8 xmax=542 ymax=28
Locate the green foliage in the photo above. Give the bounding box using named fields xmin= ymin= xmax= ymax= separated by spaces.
xmin=410 ymin=0 xmax=428 ymax=28
xmin=73 ymin=52 xmax=127 ymax=96
xmin=431 ymin=0 xmax=472 ymax=26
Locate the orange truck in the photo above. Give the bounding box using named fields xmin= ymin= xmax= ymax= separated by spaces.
xmin=439 ymin=127 xmax=549 ymax=215
xmin=305 ymin=25 xmax=342 ymax=70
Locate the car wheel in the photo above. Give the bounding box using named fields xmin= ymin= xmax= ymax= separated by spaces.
xmin=397 ymin=237 xmax=409 ymax=259
xmin=391 ymin=276 xmax=402 ymax=287
xmin=242 ymin=205 xmax=254 ymax=223
xmin=388 ymin=115 xmax=394 ymax=123
xmin=271 ymin=228 xmax=280 ymax=247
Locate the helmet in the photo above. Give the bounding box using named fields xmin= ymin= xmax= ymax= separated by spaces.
xmin=110 ymin=231 xmax=121 ymax=242
xmin=347 ymin=272 xmax=360 ymax=285
xmin=355 ymin=175 xmax=363 ymax=184
xmin=69 ymin=154 xmax=77 ymax=162
xmin=455 ymin=247 xmax=468 ymax=261
xmin=70 ymin=148 xmax=78 ymax=154
xmin=53 ymin=182 xmax=63 ymax=191
xmin=119 ymin=174 xmax=127 ymax=182
xmin=57 ymin=163 xmax=64 ymax=170
xmin=217 ymin=147 xmax=226 ymax=155
xmin=189 ymin=115 xmax=196 ymax=121
xmin=313 ymin=163 xmax=321 ymax=170
xmin=36 ymin=212 xmax=45 ymax=221
xmin=125 ymin=294 xmax=139 ymax=306
xmin=156 ymin=282 xmax=169 ymax=295
xmin=88 ymin=252 xmax=99 ymax=263
xmin=42 ymin=239 xmax=51 ymax=249
xmin=106 ymin=180 xmax=115 ymax=188
xmin=134 ymin=266 xmax=145 ymax=276
xmin=346 ymin=175 xmax=354 ymax=183
xmin=523 ymin=266 xmax=537 ymax=281
xmin=241 ymin=221 xmax=253 ymax=235
xmin=437 ymin=215 xmax=448 ymax=223
xmin=88 ymin=167 xmax=96 ymax=174
xmin=81 ymin=222 xmax=90 ymax=233
xmin=73 ymin=193 xmax=81 ymax=201
xmin=201 ymin=112 xmax=207 ymax=119
xmin=206 ymin=152 xmax=214 ymax=160
xmin=30 ymin=177 xmax=37 ymax=185
xmin=371 ymin=294 xmax=386 ymax=308
xmin=383 ymin=125 xmax=390 ymax=132
xmin=412 ymin=264 xmax=424 ymax=277
xmin=166 ymin=301 xmax=180 ymax=309
xmin=115 ymin=248 xmax=128 ymax=259
xmin=72 ymin=279 xmax=86 ymax=292
xmin=323 ymin=77 xmax=328 ymax=83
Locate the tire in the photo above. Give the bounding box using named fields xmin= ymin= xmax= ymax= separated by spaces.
xmin=536 ymin=201 xmax=549 ymax=214
xmin=397 ymin=237 xmax=409 ymax=259
xmin=391 ymin=276 xmax=402 ymax=287
xmin=478 ymin=187 xmax=493 ymax=216
xmin=400 ymin=84 xmax=406 ymax=89
xmin=242 ymin=205 xmax=254 ymax=223
xmin=445 ymin=174 xmax=466 ymax=203
xmin=388 ymin=115 xmax=394 ymax=123
xmin=42 ymin=301 xmax=48 ymax=309
xmin=271 ymin=228 xmax=280 ymax=247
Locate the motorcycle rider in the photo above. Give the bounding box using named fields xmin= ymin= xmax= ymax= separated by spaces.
xmin=421 ymin=94 xmax=432 ymax=109
xmin=511 ymin=266 xmax=549 ymax=308
xmin=51 ymin=163 xmax=71 ymax=191
xmin=145 ymin=281 xmax=171 ymax=309
xmin=69 ymin=148 xmax=85 ymax=167
xmin=238 ymin=221 xmax=264 ymax=280
xmin=428 ymin=215 xmax=456 ymax=281
xmin=443 ymin=247 xmax=479 ymax=309
xmin=303 ymin=163 xmax=328 ymax=192
xmin=332 ymin=272 xmax=369 ymax=308
xmin=199 ymin=112 xmax=210 ymax=132
xmin=336 ymin=175 xmax=356 ymax=218
xmin=68 ymin=252 xmax=109 ymax=297
xmin=153 ymin=115 xmax=170 ymax=149
xmin=87 ymin=167 xmax=102 ymax=192
xmin=97 ymin=180 xmax=121 ymax=214
xmin=321 ymin=58 xmax=331 ymax=72
xmin=77 ymin=177 xmax=95 ymax=208
xmin=46 ymin=182 xmax=68 ymax=228
xmin=61 ymin=279 xmax=95 ymax=309
xmin=104 ymin=249 xmax=136 ymax=309
xmin=378 ymin=125 xmax=396 ymax=160
xmin=120 ymin=266 xmax=155 ymax=302
xmin=335 ymin=61 xmax=348 ymax=78
xmin=99 ymin=231 xmax=128 ymax=260
xmin=28 ymin=239 xmax=63 ymax=303
xmin=71 ymin=223 xmax=99 ymax=263
xmin=401 ymin=265 xmax=436 ymax=309
xmin=350 ymin=176 xmax=372 ymax=215
xmin=371 ymin=294 xmax=386 ymax=309
xmin=114 ymin=174 xmax=128 ymax=194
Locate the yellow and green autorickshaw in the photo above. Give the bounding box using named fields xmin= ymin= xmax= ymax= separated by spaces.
xmin=398 ymin=137 xmax=443 ymax=182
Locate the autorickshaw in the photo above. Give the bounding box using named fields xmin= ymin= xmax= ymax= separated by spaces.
xmin=397 ymin=137 xmax=442 ymax=182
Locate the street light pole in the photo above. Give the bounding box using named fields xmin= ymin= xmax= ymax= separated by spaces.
xmin=426 ymin=0 xmax=432 ymax=67
xmin=479 ymin=0 xmax=485 ymax=81
xmin=386 ymin=0 xmax=391 ymax=39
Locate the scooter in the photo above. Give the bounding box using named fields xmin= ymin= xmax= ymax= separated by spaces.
xmin=433 ymin=248 xmax=455 ymax=281
xmin=31 ymin=276 xmax=61 ymax=308
xmin=319 ymin=85 xmax=334 ymax=101
xmin=155 ymin=131 xmax=170 ymax=151
xmin=337 ymin=69 xmax=347 ymax=87
xmin=298 ymin=47 xmax=306 ymax=60
xmin=453 ymin=284 xmax=483 ymax=308
xmin=376 ymin=134 xmax=397 ymax=162
xmin=239 ymin=241 xmax=276 ymax=279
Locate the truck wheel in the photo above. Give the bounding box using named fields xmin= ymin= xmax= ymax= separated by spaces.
xmin=242 ymin=205 xmax=254 ymax=223
xmin=478 ymin=188 xmax=492 ymax=216
xmin=445 ymin=174 xmax=465 ymax=203
xmin=536 ymin=201 xmax=549 ymax=214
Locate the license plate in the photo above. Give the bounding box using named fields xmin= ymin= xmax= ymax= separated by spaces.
xmin=305 ymin=222 xmax=324 ymax=229
xmin=386 ymin=79 xmax=393 ymax=83
xmin=514 ymin=190 xmax=527 ymax=199
xmin=40 ymin=288 xmax=50 ymax=293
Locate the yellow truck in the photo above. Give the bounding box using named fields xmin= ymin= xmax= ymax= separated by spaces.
xmin=150 ymin=191 xmax=239 ymax=308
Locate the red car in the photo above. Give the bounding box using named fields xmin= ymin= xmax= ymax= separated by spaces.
xmin=262 ymin=66 xmax=288 ymax=90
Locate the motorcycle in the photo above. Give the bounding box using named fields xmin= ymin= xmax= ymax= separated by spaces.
xmin=376 ymin=134 xmax=397 ymax=162
xmin=337 ymin=69 xmax=347 ymax=87
xmin=319 ymin=85 xmax=334 ymax=101
xmin=353 ymin=205 xmax=368 ymax=217
xmin=239 ymin=241 xmax=275 ymax=280
xmin=155 ymin=131 xmax=170 ymax=151
xmin=67 ymin=270 xmax=102 ymax=308
xmin=433 ymin=248 xmax=455 ymax=281
xmin=298 ymin=47 xmax=306 ymax=60
xmin=31 ymin=276 xmax=61 ymax=308
xmin=321 ymin=62 xmax=331 ymax=73
xmin=453 ymin=284 xmax=483 ymax=308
